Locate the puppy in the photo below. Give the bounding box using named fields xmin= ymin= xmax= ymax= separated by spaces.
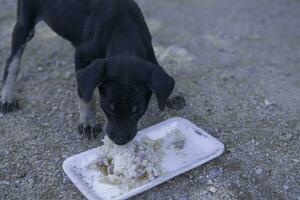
xmin=0 ymin=0 xmax=175 ymax=145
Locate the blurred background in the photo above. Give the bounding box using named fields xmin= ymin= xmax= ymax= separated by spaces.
xmin=0 ymin=0 xmax=299 ymax=199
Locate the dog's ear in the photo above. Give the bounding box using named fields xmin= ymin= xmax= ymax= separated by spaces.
xmin=76 ymin=59 xmax=106 ymax=102
xmin=148 ymin=66 xmax=175 ymax=111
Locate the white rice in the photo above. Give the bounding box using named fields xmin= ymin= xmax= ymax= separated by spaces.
xmin=85 ymin=128 xmax=186 ymax=192
xmin=93 ymin=135 xmax=164 ymax=191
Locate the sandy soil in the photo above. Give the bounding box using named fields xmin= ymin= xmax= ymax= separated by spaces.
xmin=0 ymin=0 xmax=300 ymax=199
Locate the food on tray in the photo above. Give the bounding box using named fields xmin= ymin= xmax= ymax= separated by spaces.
xmin=167 ymin=128 xmax=186 ymax=150
xmin=95 ymin=135 xmax=163 ymax=190
xmin=88 ymin=128 xmax=186 ymax=191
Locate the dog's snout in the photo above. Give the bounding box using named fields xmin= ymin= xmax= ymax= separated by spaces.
xmin=107 ymin=130 xmax=130 ymax=145
xmin=112 ymin=137 xmax=129 ymax=145
xmin=107 ymin=129 xmax=137 ymax=145
xmin=106 ymin=121 xmax=138 ymax=145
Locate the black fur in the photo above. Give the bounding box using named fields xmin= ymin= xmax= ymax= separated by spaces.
xmin=3 ymin=0 xmax=175 ymax=145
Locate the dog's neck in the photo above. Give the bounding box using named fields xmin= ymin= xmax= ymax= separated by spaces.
xmin=105 ymin=31 xmax=148 ymax=60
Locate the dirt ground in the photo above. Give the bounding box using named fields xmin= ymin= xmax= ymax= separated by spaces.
xmin=1 ymin=0 xmax=300 ymax=199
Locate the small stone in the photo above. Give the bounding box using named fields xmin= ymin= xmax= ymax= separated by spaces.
xmin=283 ymin=185 xmax=289 ymax=191
xmin=207 ymin=168 xmax=223 ymax=178
xmin=207 ymin=179 xmax=213 ymax=185
xmin=26 ymin=177 xmax=35 ymax=187
xmin=255 ymin=168 xmax=263 ymax=175
xmin=221 ymin=73 xmax=235 ymax=81
xmin=279 ymin=142 xmax=287 ymax=147
xmin=42 ymin=177 xmax=48 ymax=183
xmin=18 ymin=172 xmax=27 ymax=178
xmin=38 ymin=67 xmax=43 ymax=71
xmin=0 ymin=181 xmax=10 ymax=186
xmin=293 ymin=131 xmax=300 ymax=135
xmin=64 ymin=71 xmax=73 ymax=79
xmin=286 ymin=133 xmax=292 ymax=139
xmin=62 ymin=175 xmax=69 ymax=184
xmin=280 ymin=133 xmax=293 ymax=141
xmin=242 ymin=173 xmax=250 ymax=179
xmin=209 ymin=187 xmax=217 ymax=193
xmin=264 ymin=99 xmax=271 ymax=106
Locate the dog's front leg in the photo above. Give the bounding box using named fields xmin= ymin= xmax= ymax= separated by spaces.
xmin=77 ymin=92 xmax=101 ymax=139
xmin=75 ymin=45 xmax=102 ymax=139
xmin=1 ymin=12 xmax=36 ymax=113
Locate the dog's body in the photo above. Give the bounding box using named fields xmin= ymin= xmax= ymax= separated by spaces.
xmin=1 ymin=0 xmax=175 ymax=145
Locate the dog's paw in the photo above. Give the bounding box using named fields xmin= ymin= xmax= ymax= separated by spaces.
xmin=0 ymin=99 xmax=19 ymax=114
xmin=78 ymin=123 xmax=102 ymax=140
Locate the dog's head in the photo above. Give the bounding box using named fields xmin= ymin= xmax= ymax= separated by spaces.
xmin=77 ymin=56 xmax=175 ymax=145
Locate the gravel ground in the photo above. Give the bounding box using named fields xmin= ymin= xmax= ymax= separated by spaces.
xmin=1 ymin=0 xmax=300 ymax=199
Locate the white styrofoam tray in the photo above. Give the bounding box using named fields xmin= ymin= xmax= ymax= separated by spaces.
xmin=63 ymin=117 xmax=225 ymax=200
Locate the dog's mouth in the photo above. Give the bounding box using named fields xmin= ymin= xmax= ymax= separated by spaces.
xmin=104 ymin=125 xmax=137 ymax=145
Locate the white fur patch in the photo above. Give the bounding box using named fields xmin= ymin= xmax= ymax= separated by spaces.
xmin=1 ymin=57 xmax=20 ymax=102
xmin=79 ymin=95 xmax=96 ymax=125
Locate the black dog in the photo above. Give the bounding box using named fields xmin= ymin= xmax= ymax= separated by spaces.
xmin=0 ymin=0 xmax=175 ymax=145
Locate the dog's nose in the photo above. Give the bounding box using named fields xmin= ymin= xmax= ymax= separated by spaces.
xmin=108 ymin=131 xmax=131 ymax=145
xmin=107 ymin=128 xmax=136 ymax=145
xmin=112 ymin=137 xmax=129 ymax=145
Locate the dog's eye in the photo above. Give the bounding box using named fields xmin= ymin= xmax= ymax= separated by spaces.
xmin=131 ymin=106 xmax=138 ymax=113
